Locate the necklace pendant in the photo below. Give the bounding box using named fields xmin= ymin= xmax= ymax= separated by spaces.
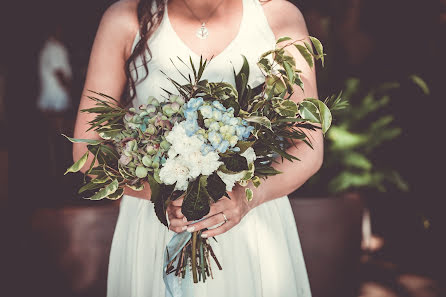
xmin=196 ymin=22 xmax=209 ymax=39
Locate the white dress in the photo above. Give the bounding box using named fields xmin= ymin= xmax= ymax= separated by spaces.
xmin=107 ymin=0 xmax=312 ymax=296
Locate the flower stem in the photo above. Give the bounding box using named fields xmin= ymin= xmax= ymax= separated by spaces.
xmin=191 ymin=231 xmax=198 ymax=283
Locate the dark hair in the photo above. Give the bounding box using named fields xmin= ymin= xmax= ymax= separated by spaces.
xmin=123 ymin=0 xmax=165 ymax=107
xmin=123 ymin=0 xmax=272 ymax=107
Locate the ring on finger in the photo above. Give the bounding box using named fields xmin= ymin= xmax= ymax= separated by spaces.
xmin=221 ymin=212 xmax=228 ymax=223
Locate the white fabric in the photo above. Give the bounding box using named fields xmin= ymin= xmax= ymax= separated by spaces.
xmin=107 ymin=0 xmax=312 ymax=296
xmin=36 ymin=38 xmax=72 ymax=112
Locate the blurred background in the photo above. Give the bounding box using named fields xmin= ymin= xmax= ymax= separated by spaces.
xmin=1 ymin=0 xmax=444 ymax=296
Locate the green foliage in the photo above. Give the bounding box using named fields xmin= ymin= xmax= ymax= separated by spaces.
xmin=65 ymin=36 xmax=342 ymax=225
xmin=304 ymin=77 xmax=419 ymax=195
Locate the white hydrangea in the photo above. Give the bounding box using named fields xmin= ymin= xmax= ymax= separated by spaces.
xmin=158 ymin=156 xmax=190 ymax=191
xmin=166 ymin=122 xmax=203 ymax=157
xmin=159 ymin=121 xmax=223 ymax=190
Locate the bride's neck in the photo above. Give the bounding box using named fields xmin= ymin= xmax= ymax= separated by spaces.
xmin=170 ymin=0 xmax=233 ymax=19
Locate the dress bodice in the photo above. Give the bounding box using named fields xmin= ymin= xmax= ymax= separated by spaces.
xmin=129 ymin=0 xmax=276 ymax=107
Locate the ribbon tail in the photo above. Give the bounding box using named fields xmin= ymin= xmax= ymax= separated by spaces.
xmin=163 ymin=231 xmax=192 ymax=297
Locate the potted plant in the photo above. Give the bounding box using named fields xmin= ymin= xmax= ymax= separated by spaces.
xmin=289 ymin=77 xmax=415 ymax=297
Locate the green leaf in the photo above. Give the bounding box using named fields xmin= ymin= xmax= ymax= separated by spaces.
xmin=341 ymin=152 xmax=372 ymax=170
xmin=182 ymin=176 xmax=211 ymax=221
xmin=274 ymin=100 xmax=298 ymax=117
xmin=305 ymin=98 xmax=332 ymax=133
xmin=62 ymin=134 xmax=103 ymax=145
xmin=245 ymin=116 xmax=272 ymax=130
xmin=309 ymin=36 xmax=325 ymax=66
xmin=327 ymin=126 xmax=368 ymax=150
xmin=153 ymin=185 xmax=174 ymax=227
xmin=85 ymin=179 xmax=119 ymax=200
xmin=223 ymin=97 xmax=241 ymax=116
xmin=255 ymin=166 xmax=282 ymax=176
xmin=283 ymin=61 xmax=295 ymax=84
xmin=127 ymin=182 xmax=145 ymax=191
xmin=206 ymin=173 xmax=227 ymax=202
xmin=276 ymin=36 xmax=292 ymax=44
xmin=236 ymin=140 xmax=255 ymax=153
xmin=245 ymin=188 xmax=253 ymax=201
xmin=107 ymin=188 xmax=124 ymax=200
xmin=294 ymin=44 xmax=314 ymax=68
xmin=222 ymin=154 xmax=249 ymax=172
xmin=409 ymin=74 xmax=430 ymax=95
xmin=65 ymin=151 xmax=89 ymax=175
xmin=304 ymin=41 xmax=314 ymax=55
xmin=147 ymin=174 xmax=160 ymax=202
xmin=78 ymin=180 xmax=106 ymax=194
xmin=298 ymin=100 xmax=320 ymax=123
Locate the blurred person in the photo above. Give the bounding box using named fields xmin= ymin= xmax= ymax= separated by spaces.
xmin=37 ymin=24 xmax=73 ymax=179
xmin=36 ymin=24 xmax=72 ymax=115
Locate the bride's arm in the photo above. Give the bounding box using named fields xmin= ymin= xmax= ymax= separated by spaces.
xmin=72 ymin=1 xmax=151 ymax=200
xmin=247 ymin=0 xmax=323 ymax=208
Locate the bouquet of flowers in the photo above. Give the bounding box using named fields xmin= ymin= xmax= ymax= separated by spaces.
xmin=64 ymin=35 xmax=345 ymax=292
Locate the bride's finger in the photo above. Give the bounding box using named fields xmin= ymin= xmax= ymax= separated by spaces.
xmin=185 ymin=212 xmax=226 ymax=232
xmin=200 ymin=219 xmax=233 ymax=238
xmin=168 ymin=218 xmax=189 ymax=233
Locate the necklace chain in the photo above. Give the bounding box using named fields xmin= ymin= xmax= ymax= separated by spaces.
xmin=181 ymin=0 xmax=227 ymax=39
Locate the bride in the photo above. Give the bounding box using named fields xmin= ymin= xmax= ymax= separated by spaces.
xmin=72 ymin=0 xmax=323 ymax=296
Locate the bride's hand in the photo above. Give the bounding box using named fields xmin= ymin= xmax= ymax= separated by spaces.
xmin=166 ymin=196 xmax=189 ymax=233
xmin=185 ymin=184 xmax=253 ymax=238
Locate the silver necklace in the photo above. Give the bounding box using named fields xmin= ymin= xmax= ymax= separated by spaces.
xmin=181 ymin=0 xmax=227 ymax=39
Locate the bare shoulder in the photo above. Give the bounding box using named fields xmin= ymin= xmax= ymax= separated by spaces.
xmin=260 ymin=0 xmax=308 ymax=39
xmin=96 ymin=0 xmax=139 ymax=57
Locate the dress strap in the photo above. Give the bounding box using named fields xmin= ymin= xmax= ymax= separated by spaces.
xmin=249 ymin=0 xmax=276 ymax=44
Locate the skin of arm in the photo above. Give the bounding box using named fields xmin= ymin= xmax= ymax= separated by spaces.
xmin=72 ymin=0 xmax=152 ymax=200
xmin=169 ymin=0 xmax=324 ymax=237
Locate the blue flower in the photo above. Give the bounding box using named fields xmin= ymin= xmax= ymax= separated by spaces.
xmin=199 ymin=105 xmax=213 ymax=119
xmin=208 ymin=131 xmax=222 ymax=148
xmin=183 ymin=108 xmax=198 ymax=120
xmin=221 ymin=113 xmax=231 ymax=124
xmin=228 ymin=117 xmax=240 ymax=126
xmin=230 ymin=146 xmax=241 ymax=152
xmin=217 ymin=140 xmax=230 ymax=153
xmin=242 ymin=126 xmax=254 ymax=139
xmin=235 ymin=126 xmax=246 ymax=139
xmin=212 ymin=110 xmax=223 ymax=121
xmin=200 ymin=144 xmax=214 ymax=155
xmin=212 ymin=101 xmax=226 ymax=112
xmin=209 ymin=121 xmax=220 ymax=131
xmin=183 ymin=119 xmax=199 ymax=137
xmin=186 ymin=97 xmax=204 ymax=111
